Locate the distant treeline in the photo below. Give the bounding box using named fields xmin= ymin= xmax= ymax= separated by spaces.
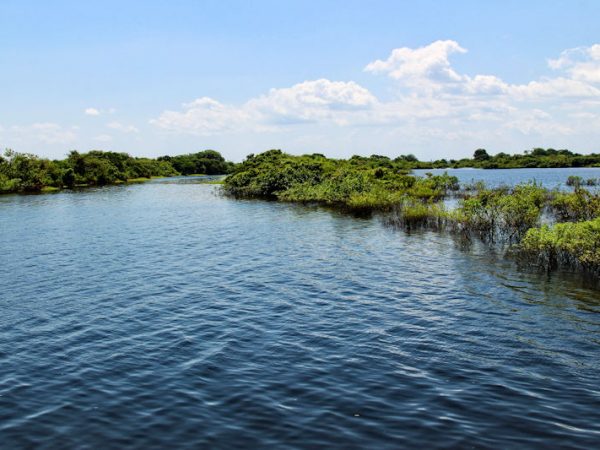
xmin=3 ymin=146 xmax=600 ymax=194
xmin=413 ymin=148 xmax=600 ymax=169
xmin=0 ymin=149 xmax=234 ymax=193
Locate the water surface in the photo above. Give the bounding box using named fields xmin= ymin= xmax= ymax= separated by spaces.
xmin=1 ymin=179 xmax=599 ymax=448
xmin=413 ymin=167 xmax=600 ymax=190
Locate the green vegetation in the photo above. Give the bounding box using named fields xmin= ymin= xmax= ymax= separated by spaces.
xmin=447 ymin=183 xmax=547 ymax=243
xmin=4 ymin=145 xmax=600 ymax=279
xmin=566 ymin=175 xmax=598 ymax=187
xmin=0 ymin=149 xmax=233 ymax=194
xmin=224 ymin=150 xmax=600 ymax=280
xmin=223 ymin=150 xmax=458 ymax=211
xmin=397 ymin=147 xmax=600 ymax=170
xmin=520 ymin=219 xmax=600 ymax=276
xmin=157 ymin=150 xmax=235 ymax=175
xmin=550 ymin=188 xmax=600 ymax=222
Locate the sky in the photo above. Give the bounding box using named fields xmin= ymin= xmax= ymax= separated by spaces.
xmin=1 ymin=0 xmax=600 ymax=162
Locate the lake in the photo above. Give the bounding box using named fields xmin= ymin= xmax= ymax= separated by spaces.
xmin=1 ymin=170 xmax=599 ymax=448
xmin=413 ymin=167 xmax=600 ymax=189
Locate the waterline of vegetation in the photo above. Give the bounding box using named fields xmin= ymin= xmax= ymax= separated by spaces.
xmin=0 ymin=149 xmax=234 ymax=194
xmin=223 ymin=150 xmax=600 ymax=280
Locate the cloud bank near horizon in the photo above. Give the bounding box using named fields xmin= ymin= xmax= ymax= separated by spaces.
xmin=2 ymin=40 xmax=600 ymax=160
xmin=150 ymin=41 xmax=600 ymax=142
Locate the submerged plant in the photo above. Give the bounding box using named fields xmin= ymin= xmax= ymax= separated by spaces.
xmin=550 ymin=188 xmax=600 ymax=222
xmin=446 ymin=183 xmax=546 ymax=243
xmin=387 ymin=198 xmax=446 ymax=230
xmin=519 ymin=218 xmax=600 ymax=276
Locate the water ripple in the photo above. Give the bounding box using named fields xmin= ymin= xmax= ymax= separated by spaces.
xmin=1 ymin=182 xmax=599 ymax=448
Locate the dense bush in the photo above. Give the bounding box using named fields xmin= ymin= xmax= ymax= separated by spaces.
xmin=223 ymin=150 xmax=459 ymax=211
xmin=551 ymin=189 xmax=600 ymax=222
xmin=158 ymin=150 xmax=235 ymax=175
xmin=520 ymin=218 xmax=600 ymax=275
xmin=0 ymin=148 xmax=231 ymax=193
xmin=448 ymin=183 xmax=546 ymax=242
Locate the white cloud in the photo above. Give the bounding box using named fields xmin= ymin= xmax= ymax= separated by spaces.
xmin=247 ymin=79 xmax=377 ymax=125
xmin=150 ymin=97 xmax=255 ymax=135
xmin=85 ymin=107 xmax=100 ymax=116
xmin=364 ymin=40 xmax=468 ymax=91
xmin=548 ymin=44 xmax=600 ymax=83
xmin=84 ymin=107 xmax=117 ymax=116
xmin=107 ymin=121 xmax=139 ymax=133
xmin=365 ymin=41 xmax=600 ymax=101
xmin=151 ymin=79 xmax=377 ymax=134
xmin=148 ymin=41 xmax=600 ymax=157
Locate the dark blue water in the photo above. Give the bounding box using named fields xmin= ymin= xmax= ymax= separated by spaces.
xmin=1 ymin=179 xmax=599 ymax=449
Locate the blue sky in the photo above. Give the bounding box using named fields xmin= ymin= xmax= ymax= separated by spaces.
xmin=1 ymin=1 xmax=600 ymax=161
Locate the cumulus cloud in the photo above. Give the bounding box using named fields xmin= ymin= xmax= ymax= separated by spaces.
xmin=150 ymin=97 xmax=256 ymax=135
xmin=85 ymin=107 xmax=100 ymax=116
xmin=149 ymin=41 xmax=600 ymax=149
xmin=84 ymin=107 xmax=117 ymax=116
xmin=151 ymin=79 xmax=377 ymax=134
xmin=250 ymin=79 xmax=375 ymax=115
xmin=548 ymin=44 xmax=600 ymax=83
xmin=365 ymin=40 xmax=600 ymax=101
xmin=364 ymin=40 xmax=468 ymax=91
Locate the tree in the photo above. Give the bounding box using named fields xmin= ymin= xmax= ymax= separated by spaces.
xmin=473 ymin=149 xmax=490 ymax=161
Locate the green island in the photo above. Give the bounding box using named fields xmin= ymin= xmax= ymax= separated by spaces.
xmin=224 ymin=149 xmax=600 ymax=279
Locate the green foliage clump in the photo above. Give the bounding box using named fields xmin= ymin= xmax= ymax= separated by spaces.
xmin=0 ymin=148 xmax=231 ymax=194
xmin=449 ymin=183 xmax=546 ymax=242
xmin=223 ymin=150 xmax=458 ymax=212
xmin=158 ymin=150 xmax=234 ymax=175
xmin=520 ymin=218 xmax=600 ymax=275
xmin=0 ymin=149 xmax=61 ymax=193
xmin=387 ymin=199 xmax=446 ymax=230
xmin=419 ymin=147 xmax=600 ymax=170
xmin=66 ymin=150 xmax=179 ymax=185
xmin=551 ymin=188 xmax=600 ymax=222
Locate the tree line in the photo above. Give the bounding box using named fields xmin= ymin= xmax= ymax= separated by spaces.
xmin=0 ymin=149 xmax=235 ymax=193
xmin=3 ymin=146 xmax=600 ymax=194
xmin=417 ymin=148 xmax=600 ymax=169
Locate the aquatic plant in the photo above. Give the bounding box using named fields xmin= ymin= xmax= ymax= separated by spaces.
xmin=566 ymin=175 xmax=583 ymax=187
xmin=519 ymin=218 xmax=600 ymax=276
xmin=550 ymin=188 xmax=600 ymax=222
xmin=387 ymin=198 xmax=446 ymax=230
xmin=446 ymin=183 xmax=546 ymax=243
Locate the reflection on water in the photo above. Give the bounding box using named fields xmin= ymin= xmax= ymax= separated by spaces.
xmin=0 ymin=180 xmax=599 ymax=448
